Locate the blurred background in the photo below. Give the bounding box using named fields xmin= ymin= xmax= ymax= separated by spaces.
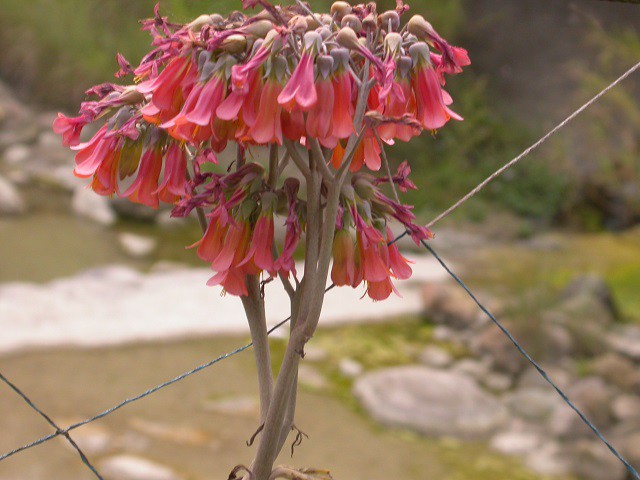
xmin=1 ymin=1 xmax=640 ymax=479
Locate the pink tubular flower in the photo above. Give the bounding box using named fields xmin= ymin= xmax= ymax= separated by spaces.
xmin=154 ymin=143 xmax=187 ymax=203
xmin=138 ymin=54 xmax=196 ymax=124
xmin=410 ymin=42 xmax=461 ymax=131
xmin=273 ymin=179 xmax=301 ymax=278
xmin=53 ymin=114 xmax=88 ymax=147
xmin=206 ymin=220 xmax=254 ymax=296
xmin=330 ymin=49 xmax=355 ymax=140
xmin=241 ymin=213 xmax=275 ymax=273
xmin=122 ymin=142 xmax=163 ymax=208
xmin=306 ymin=55 xmax=335 ymax=144
xmin=367 ymin=277 xmax=399 ymax=301
xmin=386 ymin=228 xmax=412 ymax=280
xmin=278 ymin=31 xmax=321 ymax=112
xmin=72 ymin=125 xmax=114 ymax=178
xmin=331 ymin=229 xmax=356 ymax=287
xmin=90 ymin=148 xmax=120 ymax=196
xmin=249 ymin=74 xmax=284 ymax=145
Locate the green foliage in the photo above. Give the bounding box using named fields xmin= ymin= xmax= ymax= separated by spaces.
xmin=559 ymin=19 xmax=640 ymax=229
xmin=0 ymin=0 xmax=571 ymax=223
xmin=390 ymin=76 xmax=567 ymax=223
xmin=0 ymin=0 xmax=463 ymax=109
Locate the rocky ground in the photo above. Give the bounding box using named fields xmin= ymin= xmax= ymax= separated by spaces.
xmin=349 ymin=275 xmax=640 ymax=480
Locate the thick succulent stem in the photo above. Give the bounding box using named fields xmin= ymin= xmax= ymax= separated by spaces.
xmin=241 ymin=276 xmax=274 ymax=423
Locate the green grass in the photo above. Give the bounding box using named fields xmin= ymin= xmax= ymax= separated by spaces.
xmin=464 ymin=228 xmax=640 ymax=324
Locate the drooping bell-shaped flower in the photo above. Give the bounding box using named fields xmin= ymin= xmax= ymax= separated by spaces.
xmin=306 ymin=55 xmax=335 ymax=145
xmin=241 ymin=192 xmax=277 ymax=273
xmin=410 ymin=42 xmax=461 ymax=131
xmin=122 ymin=129 xmax=163 ymax=208
xmin=248 ymin=57 xmax=286 ymax=145
xmin=274 ymin=178 xmax=302 ymax=278
xmin=154 ymin=142 xmax=187 ymax=203
xmin=53 ymin=114 xmax=89 ymax=147
xmin=278 ymin=31 xmax=321 ymax=112
xmin=331 ymin=228 xmax=357 ymax=287
xmin=329 ymin=48 xmax=355 ymax=141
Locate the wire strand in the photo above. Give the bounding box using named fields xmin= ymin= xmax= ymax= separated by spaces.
xmin=426 ymin=59 xmax=640 ymax=229
xmin=0 ymin=373 xmax=105 ymax=480
xmin=422 ymin=241 xmax=640 ymax=480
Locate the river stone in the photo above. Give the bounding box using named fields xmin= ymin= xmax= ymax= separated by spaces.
xmin=590 ymin=353 xmax=640 ymax=391
xmin=118 ymin=233 xmax=157 ymax=258
xmin=421 ymin=283 xmax=484 ymax=330
xmin=72 ymin=187 xmax=117 ymax=226
xmin=612 ymin=394 xmax=640 ymax=421
xmin=100 ymin=455 xmax=181 ymax=480
xmin=561 ymin=274 xmax=618 ymax=322
xmin=353 ymin=366 xmax=508 ymax=440
xmin=64 ymin=423 xmax=112 ymax=456
xmin=524 ymin=442 xmax=571 ymax=477
xmin=607 ymin=325 xmax=640 ymax=361
xmin=2 ymin=144 xmax=30 ymax=165
xmin=490 ymin=429 xmax=543 ymax=456
xmin=565 ymin=440 xmax=626 ymax=480
xmin=0 ymin=175 xmax=26 ymax=215
xmin=418 ymin=345 xmax=453 ymax=368
xmin=482 ymin=372 xmax=513 ymax=392
xmin=506 ymin=388 xmax=561 ymax=421
xmin=550 ymin=377 xmax=614 ymax=438
xmin=339 ymin=358 xmax=363 ymax=378
xmin=299 ymin=364 xmax=328 ymax=389
xmin=470 ymin=323 xmax=527 ymax=375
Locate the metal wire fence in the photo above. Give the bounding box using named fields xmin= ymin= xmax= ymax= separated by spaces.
xmin=2 ymin=58 xmax=640 ymax=480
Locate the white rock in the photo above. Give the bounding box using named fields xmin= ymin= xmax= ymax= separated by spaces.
xmin=72 ymin=187 xmax=116 ymax=226
xmin=525 ymin=442 xmax=571 ymax=477
xmin=203 ymin=395 xmax=259 ymax=417
xmin=37 ymin=131 xmax=61 ymax=150
xmin=0 ymin=175 xmax=26 ymax=215
xmin=303 ymin=345 xmax=328 ymax=362
xmin=33 ymin=164 xmax=81 ymax=191
xmin=339 ymin=358 xmax=363 ymax=378
xmin=607 ymin=326 xmax=640 ymax=360
xmin=506 ymin=388 xmax=561 ymax=421
xmin=451 ymin=358 xmax=490 ymax=381
xmin=299 ymin=364 xmax=328 ymax=389
xmin=491 ymin=430 xmax=543 ymax=456
xmin=482 ymin=372 xmax=513 ymax=392
xmin=100 ymin=455 xmax=181 ymax=480
xmin=418 ymin=346 xmax=453 ymax=368
xmin=2 ymin=144 xmax=30 ymax=165
xmin=612 ymin=394 xmax=640 ymax=421
xmin=354 ymin=366 xmax=508 ymax=440
xmin=118 ymin=233 xmax=157 ymax=258
xmin=64 ymin=424 xmax=112 ymax=456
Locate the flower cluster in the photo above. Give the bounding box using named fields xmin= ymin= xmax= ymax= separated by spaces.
xmin=54 ymin=0 xmax=468 ymax=300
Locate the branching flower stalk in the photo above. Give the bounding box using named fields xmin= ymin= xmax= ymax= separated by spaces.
xmin=53 ymin=1 xmax=469 ymax=478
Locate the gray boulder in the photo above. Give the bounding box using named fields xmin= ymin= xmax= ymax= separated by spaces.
xmin=506 ymin=388 xmax=561 ymax=422
xmin=0 ymin=175 xmax=26 ymax=215
xmin=353 ymin=366 xmax=508 ymax=440
xmin=100 ymin=455 xmax=181 ymax=480
xmin=564 ymin=440 xmax=626 ymax=480
xmin=550 ymin=377 xmax=614 ymax=439
xmin=561 ymin=274 xmax=618 ymax=322
xmin=72 ymin=187 xmax=117 ymax=226
xmin=607 ymin=325 xmax=640 ymax=361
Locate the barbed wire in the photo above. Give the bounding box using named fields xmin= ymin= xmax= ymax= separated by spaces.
xmin=1 ymin=56 xmax=640 ymax=479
